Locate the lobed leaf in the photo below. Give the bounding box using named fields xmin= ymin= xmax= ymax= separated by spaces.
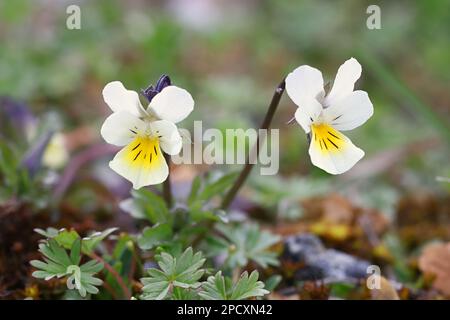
xmin=140 ymin=247 xmax=206 ymax=300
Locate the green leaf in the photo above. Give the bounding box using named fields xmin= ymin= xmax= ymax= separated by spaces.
xmin=70 ymin=238 xmax=82 ymax=265
xmin=187 ymin=175 xmax=202 ymax=205
xmin=230 ymin=271 xmax=268 ymax=300
xmin=66 ymin=264 xmax=104 ymax=297
xmin=82 ymin=228 xmax=118 ymax=254
xmin=172 ymin=287 xmax=200 ymax=300
xmin=53 ymin=229 xmax=80 ymax=249
xmin=189 ymin=205 xmax=220 ymax=222
xmin=186 ymin=173 xmax=237 ymax=224
xmin=140 ymin=247 xmax=206 ymax=300
xmin=80 ymin=260 xmax=104 ymax=274
xmin=0 ymin=142 xmax=19 ymax=191
xmin=111 ymin=234 xmax=137 ymax=285
xmin=132 ymin=189 xmax=170 ymax=224
xmin=199 ymin=271 xmax=269 ymax=300
xmin=38 ymin=227 xmax=117 ymax=254
xmin=329 ymin=282 xmax=356 ymax=298
xmin=31 ymin=237 xmax=104 ymax=297
xmin=264 ymin=274 xmax=282 ymax=292
xmin=206 ymin=223 xmax=280 ymax=269
xmin=198 ymin=172 xmax=238 ymax=202
xmin=47 ymin=239 xmax=73 ymax=267
xmin=137 ymin=223 xmax=172 ymax=250
xmin=34 ymin=227 xmax=61 ymax=238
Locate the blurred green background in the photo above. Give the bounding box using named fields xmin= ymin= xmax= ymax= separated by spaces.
xmin=0 ymin=0 xmax=449 ymax=215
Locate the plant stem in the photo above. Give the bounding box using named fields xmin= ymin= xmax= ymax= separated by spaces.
xmin=163 ymin=154 xmax=173 ymax=208
xmin=220 ymin=79 xmax=286 ymax=210
xmin=101 ymin=279 xmax=119 ymax=299
xmin=89 ymin=252 xmax=132 ymax=300
xmin=232 ymin=267 xmax=242 ymax=283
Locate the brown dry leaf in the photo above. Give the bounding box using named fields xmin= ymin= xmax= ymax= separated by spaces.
xmin=267 ymin=292 xmax=299 ymax=300
xmin=271 ymin=222 xmax=309 ymax=236
xmin=302 ymin=193 xmax=355 ymax=224
xmin=301 ymin=194 xmax=389 ymax=236
xmin=299 ymin=281 xmax=330 ymax=300
xmin=292 ymin=195 xmax=391 ymax=262
xmin=23 ymin=284 xmax=39 ymax=300
xmin=399 ymin=224 xmax=450 ymax=249
xmin=418 ymin=242 xmax=450 ymax=296
xmin=396 ymin=192 xmax=441 ymax=226
xmin=396 ymin=193 xmax=450 ymax=248
xmin=370 ymin=276 xmax=400 ymax=300
xmin=359 ymin=208 xmax=390 ymax=236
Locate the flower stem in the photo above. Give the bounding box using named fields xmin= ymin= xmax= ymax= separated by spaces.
xmin=89 ymin=252 xmax=132 ymax=300
xmin=220 ymin=79 xmax=286 ymax=210
xmin=163 ymin=154 xmax=173 ymax=208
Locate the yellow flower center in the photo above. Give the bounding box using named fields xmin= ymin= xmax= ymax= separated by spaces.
xmin=124 ymin=136 xmax=163 ymax=168
xmin=310 ymin=123 xmax=346 ymax=154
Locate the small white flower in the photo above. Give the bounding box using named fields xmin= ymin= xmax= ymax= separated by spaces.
xmin=101 ymin=80 xmax=194 ymax=189
xmin=42 ymin=133 xmax=69 ymax=169
xmin=286 ymin=58 xmax=374 ymax=174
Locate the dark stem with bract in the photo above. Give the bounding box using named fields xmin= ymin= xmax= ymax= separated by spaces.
xmin=220 ymin=79 xmax=286 ymax=210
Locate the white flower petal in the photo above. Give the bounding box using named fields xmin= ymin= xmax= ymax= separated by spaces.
xmin=150 ymin=120 xmax=182 ymax=155
xmin=286 ymin=65 xmax=325 ymax=107
xmin=102 ymin=81 xmax=147 ymax=117
xmin=148 ymin=86 xmax=194 ymax=123
xmin=100 ymin=111 xmax=146 ymax=146
xmin=325 ymin=57 xmax=362 ymax=106
xmin=294 ymin=98 xmax=323 ymax=134
xmin=42 ymin=133 xmax=69 ymax=169
xmin=308 ymin=123 xmax=364 ymax=174
xmin=109 ymin=136 xmax=169 ymax=189
xmin=323 ymin=90 xmax=373 ymax=131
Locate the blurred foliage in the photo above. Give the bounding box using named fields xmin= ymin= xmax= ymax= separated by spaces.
xmin=1 ymin=0 xmax=448 ymax=167
xmin=2 ymin=0 xmax=447 ymax=202
xmin=0 ymin=0 xmax=449 ymax=300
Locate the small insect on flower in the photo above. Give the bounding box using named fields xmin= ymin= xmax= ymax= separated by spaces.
xmin=101 ymin=76 xmax=194 ymax=189
xmin=286 ymin=58 xmax=374 ymax=174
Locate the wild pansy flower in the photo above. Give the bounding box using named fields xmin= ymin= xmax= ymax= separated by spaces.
xmin=286 ymin=58 xmax=373 ymax=174
xmin=101 ymin=75 xmax=194 ymax=189
xmin=43 ymin=133 xmax=69 ymax=169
